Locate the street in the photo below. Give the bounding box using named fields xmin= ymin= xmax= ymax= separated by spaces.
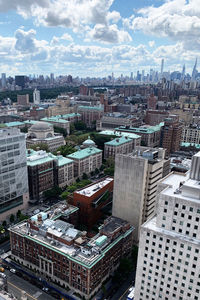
xmin=0 ymin=240 xmax=10 ymax=255
xmin=5 ymin=270 xmax=57 ymax=300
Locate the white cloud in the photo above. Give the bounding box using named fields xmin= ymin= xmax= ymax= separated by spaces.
xmin=60 ymin=33 xmax=73 ymax=42
xmin=15 ymin=29 xmax=37 ymax=53
xmin=129 ymin=0 xmax=200 ymax=50
xmin=148 ymin=40 xmax=155 ymax=47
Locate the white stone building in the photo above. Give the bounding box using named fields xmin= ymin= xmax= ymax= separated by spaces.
xmin=135 ymin=152 xmax=200 ymax=300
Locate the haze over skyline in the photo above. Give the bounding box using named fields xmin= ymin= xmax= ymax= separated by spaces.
xmin=0 ymin=0 xmax=199 ymax=77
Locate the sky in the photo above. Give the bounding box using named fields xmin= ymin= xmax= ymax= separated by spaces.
xmin=0 ymin=0 xmax=199 ymax=77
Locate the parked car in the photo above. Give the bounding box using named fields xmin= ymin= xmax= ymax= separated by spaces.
xmin=10 ymin=268 xmax=16 ymax=273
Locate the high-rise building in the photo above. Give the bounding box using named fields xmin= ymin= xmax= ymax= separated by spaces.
xmin=161 ymin=58 xmax=164 ymax=75
xmin=147 ymin=94 xmax=157 ymax=110
xmin=17 ymin=94 xmax=29 ymax=106
xmin=15 ymin=75 xmax=26 ymax=89
xmin=160 ymin=115 xmax=183 ymax=155
xmin=192 ymin=58 xmax=198 ymax=79
xmin=0 ymin=128 xmax=29 ymax=220
xmin=112 ymin=146 xmax=170 ymax=241
xmin=135 ymin=152 xmax=200 ymax=300
xmin=50 ymin=73 xmax=54 ymax=84
xmin=181 ymin=64 xmax=185 ymax=80
xmin=1 ymin=73 xmax=6 ymax=88
xmin=33 ymin=88 xmax=40 ymax=104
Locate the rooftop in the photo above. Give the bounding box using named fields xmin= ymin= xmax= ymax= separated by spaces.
xmin=99 ymin=130 xmax=140 ymax=139
xmin=10 ymin=205 xmax=133 ymax=268
xmin=41 ymin=117 xmax=69 ymax=124
xmin=75 ymin=177 xmax=113 ymax=197
xmin=78 ymin=105 xmax=104 ymax=111
xmin=67 ymin=147 xmax=102 ymax=160
xmin=59 ymin=113 xmax=81 ymax=118
xmin=4 ymin=121 xmax=24 ymax=127
xmin=26 ymin=150 xmax=73 ymax=167
xmin=117 ymin=122 xmax=164 ymax=134
xmin=105 ymin=136 xmax=132 ymax=146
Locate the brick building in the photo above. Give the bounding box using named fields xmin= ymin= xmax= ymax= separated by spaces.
xmin=145 ymin=110 xmax=169 ymax=126
xmin=9 ymin=205 xmax=133 ymax=300
xmin=69 ymin=177 xmax=114 ymax=228
xmin=147 ymin=94 xmax=157 ymax=110
xmin=77 ymin=106 xmax=104 ymax=127
xmin=17 ymin=94 xmax=29 ymax=106
xmin=160 ymin=115 xmax=183 ymax=155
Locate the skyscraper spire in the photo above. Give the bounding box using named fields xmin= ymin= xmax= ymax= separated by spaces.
xmin=181 ymin=64 xmax=185 ymax=80
xmin=192 ymin=57 xmax=198 ymax=79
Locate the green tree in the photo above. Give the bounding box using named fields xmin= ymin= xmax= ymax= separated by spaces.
xmin=70 ymin=123 xmax=75 ymax=134
xmin=20 ymin=127 xmax=28 ymax=133
xmin=54 ymin=145 xmax=76 ymax=156
xmin=82 ymin=173 xmax=88 ymax=180
xmin=61 ymin=191 xmax=70 ymax=200
xmin=95 ymin=168 xmax=99 ymax=175
xmin=16 ymin=210 xmax=21 ymax=219
xmin=10 ymin=214 xmax=15 ymax=223
xmin=44 ymin=186 xmax=62 ymax=199
xmin=74 ymin=121 xmax=87 ymax=131
xmin=76 ymin=177 xmax=80 ymax=183
xmin=54 ymin=126 xmax=67 ymax=137
xmin=29 ymin=143 xmax=49 ymax=152
xmin=2 ymin=221 xmax=7 ymax=228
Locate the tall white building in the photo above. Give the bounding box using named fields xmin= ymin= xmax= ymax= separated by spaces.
xmin=135 ymin=152 xmax=200 ymax=300
xmin=112 ymin=147 xmax=170 ymax=241
xmin=33 ymin=88 xmax=40 ymax=104
xmin=0 ymin=128 xmax=29 ymax=220
xmin=1 ymin=73 xmax=6 ymax=88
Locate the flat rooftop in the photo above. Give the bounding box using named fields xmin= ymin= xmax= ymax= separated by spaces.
xmin=105 ymin=136 xmax=132 ymax=146
xmin=67 ymin=147 xmax=102 ymax=160
xmin=10 ymin=208 xmax=133 ymax=269
xmin=99 ymin=130 xmax=140 ymax=139
xmin=75 ymin=177 xmax=113 ymax=197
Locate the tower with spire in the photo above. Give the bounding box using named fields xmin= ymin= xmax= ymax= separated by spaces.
xmin=192 ymin=58 xmax=198 ymax=79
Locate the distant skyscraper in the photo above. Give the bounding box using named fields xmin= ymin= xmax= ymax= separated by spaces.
xmin=161 ymin=58 xmax=164 ymax=75
xmin=50 ymin=73 xmax=54 ymax=84
xmin=1 ymin=73 xmax=6 ymax=88
xmin=181 ymin=64 xmax=185 ymax=80
xmin=130 ymin=72 xmax=133 ymax=80
xmin=15 ymin=75 xmax=26 ymax=89
xmin=33 ymin=88 xmax=40 ymax=105
xmin=192 ymin=58 xmax=198 ymax=79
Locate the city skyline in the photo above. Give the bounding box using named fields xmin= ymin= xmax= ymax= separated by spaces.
xmin=0 ymin=0 xmax=199 ymax=76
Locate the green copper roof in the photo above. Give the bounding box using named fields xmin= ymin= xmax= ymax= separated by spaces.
xmin=60 ymin=113 xmax=81 ymax=118
xmin=24 ymin=120 xmax=38 ymax=125
xmin=5 ymin=121 xmax=24 ymax=127
xmin=99 ymin=130 xmax=140 ymax=139
xmin=105 ymin=136 xmax=132 ymax=146
xmin=52 ymin=154 xmax=74 ymax=166
xmin=117 ymin=122 xmax=164 ymax=134
xmin=78 ymin=106 xmax=103 ymax=111
xmin=41 ymin=117 xmax=69 ymax=124
xmin=67 ymin=147 xmax=102 ymax=160
xmin=181 ymin=142 xmax=200 ymax=149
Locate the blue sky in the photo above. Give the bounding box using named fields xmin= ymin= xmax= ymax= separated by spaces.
xmin=0 ymin=0 xmax=199 ymax=77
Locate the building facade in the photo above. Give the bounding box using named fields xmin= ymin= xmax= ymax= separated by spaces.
xmin=26 ymin=121 xmax=65 ymax=152
xmin=67 ymin=147 xmax=102 ymax=178
xmin=77 ymin=106 xmax=104 ymax=127
xmin=70 ymin=177 xmax=114 ymax=229
xmin=161 ymin=116 xmax=183 ymax=155
xmin=27 ymin=150 xmax=74 ymax=201
xmin=17 ymin=94 xmax=29 ymax=106
xmin=112 ymin=147 xmax=170 ymax=241
xmin=33 ymin=88 xmax=40 ymax=104
xmin=9 ymin=206 xmax=133 ymax=300
xmin=182 ymin=125 xmax=200 ymax=145
xmin=96 ymin=114 xmax=140 ymax=131
xmin=0 ymin=128 xmax=29 ymax=220
xmin=41 ymin=117 xmax=70 ymax=135
xmin=104 ymin=136 xmax=134 ymax=159
xmin=135 ymin=152 xmax=200 ymax=300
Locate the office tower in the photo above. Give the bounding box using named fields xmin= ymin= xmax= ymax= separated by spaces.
xmin=50 ymin=73 xmax=54 ymax=84
xmin=0 ymin=128 xmax=29 ymax=220
xmin=17 ymin=94 xmax=29 ymax=106
xmin=192 ymin=58 xmax=198 ymax=79
xmin=112 ymin=146 xmax=169 ymax=241
xmin=33 ymin=88 xmax=40 ymax=104
xmin=161 ymin=58 xmax=164 ymax=75
xmin=1 ymin=73 xmax=6 ymax=88
xmin=161 ymin=115 xmax=183 ymax=155
xmin=181 ymin=64 xmax=185 ymax=80
xmin=135 ymin=152 xmax=200 ymax=300
xmin=130 ymin=72 xmax=133 ymax=80
xmin=15 ymin=75 xmax=26 ymax=89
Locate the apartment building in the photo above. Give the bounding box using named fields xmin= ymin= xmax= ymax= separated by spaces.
xmin=77 ymin=106 xmax=104 ymax=127
xmin=67 ymin=147 xmax=102 ymax=178
xmin=112 ymin=146 xmax=170 ymax=241
xmin=135 ymin=152 xmax=200 ymax=300
xmin=0 ymin=128 xmax=29 ymax=220
xmin=9 ymin=204 xmax=133 ymax=300
xmin=182 ymin=125 xmax=200 ymax=145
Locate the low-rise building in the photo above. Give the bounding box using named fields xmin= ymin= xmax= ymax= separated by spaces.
xmin=27 ymin=150 xmax=74 ymax=201
xmin=117 ymin=123 xmax=163 ymax=148
xmin=67 ymin=147 xmax=102 ymax=178
xmin=77 ymin=106 xmax=104 ymax=127
xmin=41 ymin=117 xmax=70 ymax=135
xmin=97 ymin=113 xmax=140 ymax=131
xmin=69 ymin=177 xmax=114 ymax=228
xmin=9 ymin=205 xmax=133 ymax=300
xmin=59 ymin=113 xmax=81 ymax=123
xmin=26 ymin=121 xmax=65 ymax=152
xmin=104 ymin=136 xmax=133 ymax=159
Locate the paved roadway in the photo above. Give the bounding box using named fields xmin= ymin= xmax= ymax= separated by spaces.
xmin=0 ymin=240 xmax=10 ymax=255
xmin=5 ymin=270 xmax=56 ymax=300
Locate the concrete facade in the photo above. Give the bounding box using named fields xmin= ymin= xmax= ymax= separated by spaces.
xmin=112 ymin=147 xmax=169 ymax=241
